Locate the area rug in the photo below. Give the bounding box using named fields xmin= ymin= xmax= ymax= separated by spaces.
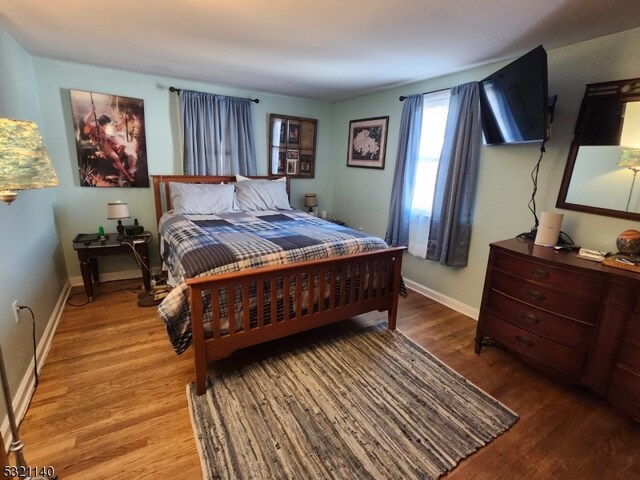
xmin=187 ymin=324 xmax=518 ymax=479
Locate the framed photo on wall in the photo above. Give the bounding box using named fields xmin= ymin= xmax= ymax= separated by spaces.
xmin=69 ymin=89 xmax=149 ymax=187
xmin=269 ymin=113 xmax=317 ymax=178
xmin=346 ymin=116 xmax=389 ymax=169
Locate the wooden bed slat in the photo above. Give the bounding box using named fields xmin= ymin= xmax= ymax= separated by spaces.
xmin=186 ymin=247 xmax=404 ymax=394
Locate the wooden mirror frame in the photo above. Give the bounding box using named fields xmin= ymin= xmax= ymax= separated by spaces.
xmin=557 ymin=78 xmax=640 ymax=220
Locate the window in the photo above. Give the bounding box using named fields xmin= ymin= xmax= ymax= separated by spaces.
xmin=408 ymin=89 xmax=451 ymax=257
xmin=386 ymin=82 xmax=480 ymax=265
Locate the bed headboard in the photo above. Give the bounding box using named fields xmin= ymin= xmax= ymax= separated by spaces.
xmin=150 ymin=175 xmax=292 ymax=225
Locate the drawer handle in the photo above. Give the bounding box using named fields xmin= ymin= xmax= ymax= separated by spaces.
xmin=531 ymin=268 xmax=548 ymax=279
xmin=520 ymin=313 xmax=540 ymax=324
xmin=515 ymin=335 xmax=534 ymax=347
xmin=526 ymin=290 xmax=546 ymax=301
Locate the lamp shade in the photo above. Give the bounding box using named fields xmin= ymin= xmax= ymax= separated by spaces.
xmin=618 ymin=147 xmax=640 ymax=169
xmin=0 ymin=118 xmax=59 ymax=203
xmin=107 ymin=201 xmax=130 ymax=219
xmin=304 ymin=193 xmax=318 ymax=208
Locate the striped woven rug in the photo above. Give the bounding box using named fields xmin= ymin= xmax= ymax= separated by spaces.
xmin=187 ymin=324 xmax=518 ymax=479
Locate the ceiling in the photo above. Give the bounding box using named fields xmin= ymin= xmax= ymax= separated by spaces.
xmin=1 ymin=0 xmax=640 ymax=101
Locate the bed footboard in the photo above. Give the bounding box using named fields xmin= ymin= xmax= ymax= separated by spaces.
xmin=187 ymin=247 xmax=405 ymax=395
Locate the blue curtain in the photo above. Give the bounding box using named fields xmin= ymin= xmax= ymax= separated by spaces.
xmin=384 ymin=94 xmax=423 ymax=246
xmin=180 ymin=90 xmax=257 ymax=175
xmin=426 ymin=82 xmax=482 ymax=266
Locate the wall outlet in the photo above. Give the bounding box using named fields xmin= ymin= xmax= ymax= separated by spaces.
xmin=12 ymin=300 xmax=20 ymax=323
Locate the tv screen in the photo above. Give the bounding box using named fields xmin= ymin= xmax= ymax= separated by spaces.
xmin=479 ymin=46 xmax=549 ymax=145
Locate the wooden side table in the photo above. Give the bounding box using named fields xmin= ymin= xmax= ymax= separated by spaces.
xmin=72 ymin=233 xmax=152 ymax=302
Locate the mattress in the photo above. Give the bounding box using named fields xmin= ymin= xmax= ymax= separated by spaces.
xmin=157 ymin=209 xmax=388 ymax=354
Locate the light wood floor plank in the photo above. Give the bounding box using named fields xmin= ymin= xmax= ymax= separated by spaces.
xmin=13 ymin=280 xmax=640 ymax=479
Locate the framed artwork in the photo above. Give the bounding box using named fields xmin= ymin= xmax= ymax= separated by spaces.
xmin=69 ymin=89 xmax=149 ymax=187
xmin=269 ymin=114 xmax=316 ymax=178
xmin=286 ymin=158 xmax=298 ymax=175
xmin=346 ymin=116 xmax=389 ymax=169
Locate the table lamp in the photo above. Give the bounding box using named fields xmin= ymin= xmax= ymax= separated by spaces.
xmin=0 ymin=118 xmax=59 ymax=204
xmin=304 ymin=193 xmax=318 ymax=214
xmin=107 ymin=201 xmax=130 ymax=237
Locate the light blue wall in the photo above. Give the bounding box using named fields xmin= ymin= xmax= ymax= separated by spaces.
xmin=0 ymin=27 xmax=67 ymax=416
xmin=332 ymin=28 xmax=640 ymax=312
xmin=30 ymin=58 xmax=336 ymax=280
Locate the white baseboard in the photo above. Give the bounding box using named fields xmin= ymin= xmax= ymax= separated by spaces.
xmin=1 ymin=281 xmax=72 ymax=449
xmin=403 ymin=277 xmax=479 ymax=321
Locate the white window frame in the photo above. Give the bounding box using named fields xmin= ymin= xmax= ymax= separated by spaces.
xmin=408 ymin=89 xmax=451 ymax=258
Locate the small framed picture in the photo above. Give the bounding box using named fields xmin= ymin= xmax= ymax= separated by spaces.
xmin=287 ymin=121 xmax=300 ymax=146
xmin=277 ymin=151 xmax=286 ymax=174
xmin=286 ymin=159 xmax=298 ymax=174
xmin=346 ymin=116 xmax=389 ymax=169
xmin=271 ymin=147 xmax=287 ymax=174
xmin=299 ymin=152 xmax=313 ymax=176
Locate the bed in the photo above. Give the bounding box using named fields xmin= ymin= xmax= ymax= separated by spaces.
xmin=152 ymin=175 xmax=405 ymax=395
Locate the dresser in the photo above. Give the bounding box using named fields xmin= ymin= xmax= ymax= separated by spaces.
xmin=475 ymin=238 xmax=640 ymax=420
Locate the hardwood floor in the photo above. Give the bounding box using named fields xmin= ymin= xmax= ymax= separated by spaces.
xmin=15 ymin=280 xmax=640 ymax=479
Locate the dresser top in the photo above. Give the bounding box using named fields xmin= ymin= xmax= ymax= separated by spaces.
xmin=490 ymin=237 xmax=640 ymax=280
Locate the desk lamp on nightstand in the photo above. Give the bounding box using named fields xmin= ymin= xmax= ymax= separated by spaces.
xmin=0 ymin=118 xmax=58 ymax=479
xmin=304 ymin=193 xmax=318 ymax=214
xmin=107 ymin=201 xmax=130 ymax=238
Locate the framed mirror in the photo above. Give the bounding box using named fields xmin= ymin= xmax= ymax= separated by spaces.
xmin=557 ymin=78 xmax=640 ymax=220
xmin=269 ymin=114 xmax=317 ymax=178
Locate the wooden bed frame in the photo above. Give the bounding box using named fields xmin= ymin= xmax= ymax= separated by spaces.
xmin=151 ymin=175 xmax=405 ymax=395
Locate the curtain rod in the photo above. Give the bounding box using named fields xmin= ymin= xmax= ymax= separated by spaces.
xmin=169 ymin=86 xmax=259 ymax=103
xmin=399 ymin=87 xmax=451 ymax=101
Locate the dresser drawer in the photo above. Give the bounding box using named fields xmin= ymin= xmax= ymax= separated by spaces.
xmin=491 ymin=270 xmax=600 ymax=324
xmin=616 ymin=339 xmax=640 ymax=373
xmin=625 ymin=313 xmax=640 ymax=344
xmin=487 ymin=291 xmax=594 ymax=350
xmin=493 ymin=250 xmax=605 ymax=297
xmin=609 ymin=365 xmax=640 ymax=406
xmin=481 ymin=311 xmax=586 ymax=378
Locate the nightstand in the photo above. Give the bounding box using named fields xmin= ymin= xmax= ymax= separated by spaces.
xmin=72 ymin=232 xmax=152 ymax=302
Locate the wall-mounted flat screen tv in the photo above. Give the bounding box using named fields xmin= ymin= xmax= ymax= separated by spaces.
xmin=479 ymin=45 xmax=549 ymax=145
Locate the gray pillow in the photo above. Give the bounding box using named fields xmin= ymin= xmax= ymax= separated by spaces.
xmin=234 ymin=179 xmax=291 ymax=211
xmin=169 ymin=182 xmax=236 ymax=214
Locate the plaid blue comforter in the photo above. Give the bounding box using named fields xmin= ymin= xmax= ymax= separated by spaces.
xmin=157 ymin=209 xmax=388 ymax=354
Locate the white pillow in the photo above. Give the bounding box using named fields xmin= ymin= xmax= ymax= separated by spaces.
xmin=170 ymin=182 xmax=236 ymax=214
xmin=234 ymin=179 xmax=292 ymax=211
